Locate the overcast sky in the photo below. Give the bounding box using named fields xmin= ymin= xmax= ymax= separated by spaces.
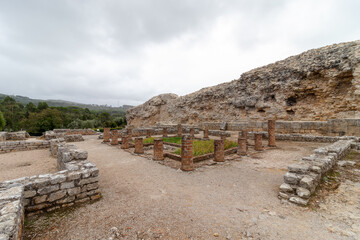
xmin=0 ymin=0 xmax=359 ymax=106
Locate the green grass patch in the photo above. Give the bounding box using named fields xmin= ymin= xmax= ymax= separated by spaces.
xmin=163 ymin=136 xmax=182 ymax=144
xmin=143 ymin=137 xmax=154 ymax=144
xmin=173 ymin=139 xmax=237 ymax=157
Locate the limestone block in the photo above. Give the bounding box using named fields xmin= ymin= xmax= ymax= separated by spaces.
xmin=47 ymin=190 xmax=67 ymax=202
xmin=296 ymin=187 xmax=311 ymax=199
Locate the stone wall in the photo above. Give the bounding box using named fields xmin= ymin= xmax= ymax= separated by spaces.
xmin=0 ymin=131 xmax=30 ymax=141
xmin=0 ymin=142 xmax=100 ymax=239
xmin=200 ymin=119 xmax=360 ymax=136
xmin=279 ymin=140 xmax=355 ymax=206
xmin=0 ymin=140 xmax=50 ymax=154
xmin=53 ymin=129 xmax=96 ymax=135
xmin=0 ymin=185 xmax=24 ymax=240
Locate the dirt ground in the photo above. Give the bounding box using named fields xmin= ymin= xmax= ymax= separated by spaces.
xmin=19 ymin=136 xmax=360 ymax=240
xmin=0 ymin=149 xmax=57 ymax=182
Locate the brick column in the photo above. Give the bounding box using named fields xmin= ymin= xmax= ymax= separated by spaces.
xmin=203 ymin=128 xmax=209 ymax=139
xmin=127 ymin=127 xmax=132 ymax=139
xmin=121 ymin=136 xmax=129 ymax=149
xmin=237 ymin=137 xmax=247 ymax=156
xmin=214 ymin=139 xmax=225 ymax=162
xmin=177 ymin=124 xmax=182 ymax=136
xmin=134 ymin=137 xmax=144 ymax=154
xmin=146 ymin=129 xmax=152 ymax=138
xmin=268 ymin=120 xmax=276 ymax=147
xmin=220 ymin=134 xmax=226 ymax=140
xmin=190 ymin=128 xmax=195 ymax=137
xmin=181 ymin=134 xmax=194 ymax=171
xmin=111 ymin=130 xmax=119 ymax=145
xmin=103 ymin=128 xmax=110 ymax=142
xmin=254 ymin=133 xmax=263 ymax=151
xmin=153 ymin=139 xmax=164 ymax=161
xmin=163 ymin=127 xmax=168 ymax=138
xmin=241 ymin=129 xmax=248 ymax=140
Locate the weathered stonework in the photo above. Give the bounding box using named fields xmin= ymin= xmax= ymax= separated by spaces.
xmin=0 ymin=142 xmax=100 ymax=239
xmin=127 ymin=41 xmax=360 ymax=126
xmin=279 ymin=140 xmax=354 ymax=205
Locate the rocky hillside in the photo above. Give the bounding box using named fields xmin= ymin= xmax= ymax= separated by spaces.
xmin=127 ymin=40 xmax=360 ymax=127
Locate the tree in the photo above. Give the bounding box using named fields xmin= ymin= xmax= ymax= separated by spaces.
xmin=37 ymin=102 xmax=49 ymax=111
xmin=0 ymin=111 xmax=5 ymax=130
xmin=0 ymin=96 xmax=24 ymax=131
xmin=23 ymin=108 xmax=63 ymax=134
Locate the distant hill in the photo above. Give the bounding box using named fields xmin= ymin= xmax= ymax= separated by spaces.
xmin=0 ymin=93 xmax=133 ymax=114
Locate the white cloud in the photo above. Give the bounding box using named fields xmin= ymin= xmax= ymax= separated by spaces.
xmin=0 ymin=0 xmax=359 ymax=106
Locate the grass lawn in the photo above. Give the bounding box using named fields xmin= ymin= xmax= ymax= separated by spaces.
xmin=173 ymin=139 xmax=237 ymax=156
xmin=163 ymin=136 xmax=182 ymax=144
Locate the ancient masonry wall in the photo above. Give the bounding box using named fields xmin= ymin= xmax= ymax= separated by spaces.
xmin=0 ymin=131 xmax=30 ymax=141
xmin=279 ymin=140 xmax=360 ymax=206
xmin=0 ymin=141 xmax=100 ymax=239
xmin=201 ymin=119 xmax=360 ymax=136
xmin=0 ymin=140 xmax=50 ymax=154
xmin=53 ymin=129 xmax=96 ymax=135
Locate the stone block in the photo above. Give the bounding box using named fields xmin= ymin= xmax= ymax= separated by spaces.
xmin=47 ymin=190 xmax=67 ymax=202
xmin=67 ymin=187 xmax=81 ymax=196
xmin=60 ymin=182 xmax=75 ymax=189
xmin=284 ymin=172 xmax=300 ymax=185
xmin=296 ymin=187 xmax=311 ymax=199
xmin=37 ymin=185 xmax=59 ymax=195
xmin=289 ymin=196 xmax=308 ymax=206
xmin=279 ymin=183 xmax=294 ymax=193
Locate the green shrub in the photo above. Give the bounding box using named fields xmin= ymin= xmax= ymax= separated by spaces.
xmin=0 ymin=111 xmax=5 ymax=130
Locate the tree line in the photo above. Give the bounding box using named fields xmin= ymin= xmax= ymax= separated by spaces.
xmin=0 ymin=96 xmax=127 ymax=135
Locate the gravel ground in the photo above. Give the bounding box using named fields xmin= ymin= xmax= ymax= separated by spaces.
xmin=0 ymin=149 xmax=57 ymax=182
xmin=22 ymin=136 xmax=359 ymax=240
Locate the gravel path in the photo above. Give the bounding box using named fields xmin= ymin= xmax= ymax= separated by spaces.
xmin=23 ymin=136 xmax=358 ymax=240
xmin=0 ymin=149 xmax=57 ymax=182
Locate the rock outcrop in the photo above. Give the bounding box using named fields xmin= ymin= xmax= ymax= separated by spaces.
xmin=127 ymin=40 xmax=360 ymax=127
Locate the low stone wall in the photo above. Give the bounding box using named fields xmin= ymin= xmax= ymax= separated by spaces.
xmin=0 ymin=185 xmax=24 ymax=240
xmin=248 ymin=132 xmax=360 ymax=143
xmin=0 ymin=132 xmax=7 ymax=141
xmin=53 ymin=129 xmax=96 ymax=135
xmin=0 ymin=131 xmax=30 ymax=141
xmin=201 ymin=119 xmax=360 ymax=136
xmin=64 ymin=134 xmax=84 ymax=142
xmin=0 ymin=142 xmax=100 ymax=238
xmin=0 ymin=140 xmax=50 ymax=154
xmin=279 ymin=140 xmax=355 ymax=205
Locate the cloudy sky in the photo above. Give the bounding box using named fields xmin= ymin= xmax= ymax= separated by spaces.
xmin=0 ymin=0 xmax=359 ymax=106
